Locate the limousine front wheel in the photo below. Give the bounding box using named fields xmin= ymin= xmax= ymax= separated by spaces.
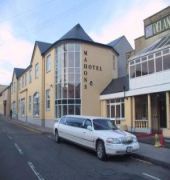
xmin=55 ymin=130 xmax=60 ymax=143
xmin=96 ymin=141 xmax=107 ymax=160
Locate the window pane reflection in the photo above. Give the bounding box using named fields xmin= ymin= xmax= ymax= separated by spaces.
xmin=163 ymin=54 xmax=170 ymax=70
xmin=129 ymin=48 xmax=170 ymax=78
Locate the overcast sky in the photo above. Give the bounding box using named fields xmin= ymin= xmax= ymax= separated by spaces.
xmin=0 ymin=0 xmax=169 ymax=85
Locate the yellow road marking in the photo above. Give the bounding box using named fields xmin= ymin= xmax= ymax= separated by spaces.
xmin=12 ymin=122 xmax=40 ymax=134
xmin=131 ymin=157 xmax=152 ymax=165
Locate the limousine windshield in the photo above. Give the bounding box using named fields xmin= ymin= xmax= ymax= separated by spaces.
xmin=93 ymin=119 xmax=118 ymax=130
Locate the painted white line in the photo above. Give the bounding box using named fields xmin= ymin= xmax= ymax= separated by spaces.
xmin=27 ymin=161 xmax=45 ymax=180
xmin=142 ymin=172 xmax=161 ymax=180
xmin=14 ymin=143 xmax=23 ymax=155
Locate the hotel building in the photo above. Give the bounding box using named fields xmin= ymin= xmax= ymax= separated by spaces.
xmin=0 ymin=7 xmax=170 ymax=137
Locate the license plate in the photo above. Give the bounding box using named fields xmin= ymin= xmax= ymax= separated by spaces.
xmin=126 ymin=146 xmax=132 ymax=153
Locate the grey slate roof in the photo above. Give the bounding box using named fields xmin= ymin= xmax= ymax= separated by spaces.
xmin=36 ymin=41 xmax=52 ymax=54
xmin=43 ymin=24 xmax=118 ymax=55
xmin=14 ymin=68 xmax=25 ymax=78
xmin=59 ymin=24 xmax=93 ymax=42
xmin=108 ymin=36 xmax=124 ymax=47
xmin=101 ymin=76 xmax=129 ymax=95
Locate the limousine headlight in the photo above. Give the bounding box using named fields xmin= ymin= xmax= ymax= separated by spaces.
xmin=106 ymin=138 xmax=122 ymax=144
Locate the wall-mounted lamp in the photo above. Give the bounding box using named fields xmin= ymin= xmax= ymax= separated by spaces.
xmin=89 ymin=81 xmax=93 ymax=86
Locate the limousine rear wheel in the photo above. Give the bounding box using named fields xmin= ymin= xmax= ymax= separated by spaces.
xmin=55 ymin=130 xmax=60 ymax=143
xmin=96 ymin=141 xmax=106 ymax=160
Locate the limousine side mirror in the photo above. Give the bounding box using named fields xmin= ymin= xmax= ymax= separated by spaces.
xmin=87 ymin=126 xmax=93 ymax=131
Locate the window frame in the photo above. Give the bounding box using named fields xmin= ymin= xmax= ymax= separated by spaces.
xmin=35 ymin=63 xmax=39 ymax=79
xmin=46 ymin=89 xmax=50 ymax=111
xmin=46 ymin=54 xmax=51 ymax=73
xmin=33 ymin=92 xmax=39 ymax=117
xmin=106 ymin=98 xmax=125 ymax=120
xmin=129 ymin=47 xmax=170 ymax=79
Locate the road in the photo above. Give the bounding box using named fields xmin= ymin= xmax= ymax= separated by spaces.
xmin=0 ymin=116 xmax=170 ymax=180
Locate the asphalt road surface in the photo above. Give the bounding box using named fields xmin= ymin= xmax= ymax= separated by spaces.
xmin=0 ymin=117 xmax=170 ymax=180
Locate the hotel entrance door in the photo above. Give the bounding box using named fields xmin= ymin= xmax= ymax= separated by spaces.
xmin=151 ymin=92 xmax=166 ymax=132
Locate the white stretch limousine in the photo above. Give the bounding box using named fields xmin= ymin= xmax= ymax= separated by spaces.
xmin=53 ymin=115 xmax=139 ymax=160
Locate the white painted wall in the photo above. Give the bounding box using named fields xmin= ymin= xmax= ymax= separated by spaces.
xmin=130 ymin=70 xmax=170 ymax=91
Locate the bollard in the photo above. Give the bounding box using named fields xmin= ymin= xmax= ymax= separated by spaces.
xmin=154 ymin=134 xmax=161 ymax=148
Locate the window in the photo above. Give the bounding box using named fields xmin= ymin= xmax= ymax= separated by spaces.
xmin=136 ymin=63 xmax=142 ymax=77
xmin=35 ymin=63 xmax=39 ymax=79
xmin=33 ymin=92 xmax=39 ymax=116
xmin=29 ymin=70 xmax=32 ymax=83
xmin=148 ymin=60 xmax=155 ymax=74
xmin=29 ymin=96 xmax=31 ymax=112
xmin=135 ymin=95 xmax=148 ymax=120
xmin=21 ymin=98 xmax=25 ymax=116
xmin=83 ymin=119 xmax=92 ymax=129
xmin=46 ymin=89 xmax=50 ymax=111
xmin=46 ymin=54 xmax=51 ymax=73
xmin=19 ymin=79 xmax=22 ymax=90
xmin=13 ymin=82 xmax=15 ymax=92
xmin=25 ymin=73 xmax=27 ymax=86
xmin=106 ymin=98 xmax=125 ymax=120
xmin=129 ymin=48 xmax=170 ymax=79
xmin=163 ymin=54 xmax=170 ymax=70
xmin=93 ymin=119 xmax=117 ymax=130
xmin=155 ymin=57 xmax=162 ymax=72
xmin=66 ymin=117 xmax=84 ymax=128
xmin=12 ymin=101 xmax=16 ymax=117
xmin=22 ymin=76 xmax=24 ymax=88
xmin=55 ymin=43 xmax=81 ymax=118
xmin=141 ymin=61 xmax=148 ymax=75
xmin=130 ymin=65 xmax=135 ymax=78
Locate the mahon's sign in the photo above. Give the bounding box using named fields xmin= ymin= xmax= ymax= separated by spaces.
xmin=83 ymin=50 xmax=102 ymax=89
xmin=145 ymin=15 xmax=170 ymax=38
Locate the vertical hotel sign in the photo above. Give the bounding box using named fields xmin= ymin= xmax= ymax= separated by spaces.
xmin=145 ymin=15 xmax=170 ymax=38
xmin=83 ymin=50 xmax=102 ymax=89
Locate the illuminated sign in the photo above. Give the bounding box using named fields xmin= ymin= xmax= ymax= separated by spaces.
xmin=145 ymin=15 xmax=170 ymax=38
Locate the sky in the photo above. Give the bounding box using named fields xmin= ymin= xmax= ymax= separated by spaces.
xmin=0 ymin=0 xmax=169 ymax=85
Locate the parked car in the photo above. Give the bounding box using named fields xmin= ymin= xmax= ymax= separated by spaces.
xmin=53 ymin=115 xmax=139 ymax=160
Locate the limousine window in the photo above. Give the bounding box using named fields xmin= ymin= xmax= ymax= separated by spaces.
xmin=66 ymin=117 xmax=84 ymax=128
xmin=60 ymin=117 xmax=66 ymax=124
xmin=93 ymin=119 xmax=117 ymax=130
xmin=83 ymin=119 xmax=92 ymax=129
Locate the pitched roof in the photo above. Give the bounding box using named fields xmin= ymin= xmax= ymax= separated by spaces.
xmin=43 ymin=24 xmax=118 ymax=55
xmin=36 ymin=41 xmax=52 ymax=54
xmin=59 ymin=23 xmax=93 ymax=42
xmin=101 ymin=76 xmax=129 ymax=95
xmin=108 ymin=36 xmax=124 ymax=47
xmin=14 ymin=68 xmax=25 ymax=78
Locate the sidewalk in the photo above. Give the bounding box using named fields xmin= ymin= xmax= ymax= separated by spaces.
xmin=7 ymin=118 xmax=53 ymax=134
xmin=134 ymin=143 xmax=170 ymax=169
xmin=3 ymin=117 xmax=170 ymax=168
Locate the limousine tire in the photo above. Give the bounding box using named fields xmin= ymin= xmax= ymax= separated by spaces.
xmin=55 ymin=130 xmax=60 ymax=143
xmin=96 ymin=140 xmax=107 ymax=161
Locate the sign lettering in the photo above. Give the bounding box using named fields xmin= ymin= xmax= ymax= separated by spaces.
xmin=145 ymin=15 xmax=170 ymax=38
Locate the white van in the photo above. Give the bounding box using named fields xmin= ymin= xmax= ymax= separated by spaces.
xmin=53 ymin=115 xmax=139 ymax=160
